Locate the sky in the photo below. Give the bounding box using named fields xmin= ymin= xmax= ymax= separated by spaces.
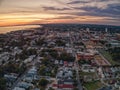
xmin=0 ymin=0 xmax=120 ymax=26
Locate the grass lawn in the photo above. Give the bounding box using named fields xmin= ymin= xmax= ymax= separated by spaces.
xmin=84 ymin=81 xmax=104 ymax=90
xmin=99 ymin=50 xmax=118 ymax=65
xmin=79 ymin=72 xmax=95 ymax=76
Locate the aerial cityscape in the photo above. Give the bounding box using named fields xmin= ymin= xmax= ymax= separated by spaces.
xmin=0 ymin=0 xmax=120 ymax=90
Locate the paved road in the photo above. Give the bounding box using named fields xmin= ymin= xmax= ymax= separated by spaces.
xmin=96 ymin=49 xmax=111 ymax=66
xmin=75 ymin=60 xmax=83 ymax=90
xmin=68 ymin=31 xmax=83 ymax=90
xmin=9 ymin=69 xmax=29 ymax=90
xmin=9 ymin=56 xmax=37 ymax=90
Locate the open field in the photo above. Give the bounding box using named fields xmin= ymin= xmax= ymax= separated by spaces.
xmin=99 ymin=50 xmax=118 ymax=65
xmin=83 ymin=81 xmax=104 ymax=90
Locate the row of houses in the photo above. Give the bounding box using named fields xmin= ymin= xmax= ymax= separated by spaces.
xmin=98 ymin=66 xmax=120 ymax=89
xmin=13 ymin=66 xmax=40 ymax=90
xmin=53 ymin=67 xmax=74 ymax=90
xmin=54 ymin=60 xmax=74 ymax=67
xmin=102 ymin=66 xmax=120 ymax=79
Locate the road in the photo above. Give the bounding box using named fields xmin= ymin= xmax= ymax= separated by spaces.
xmin=68 ymin=31 xmax=83 ymax=90
xmin=9 ymin=68 xmax=29 ymax=90
xmin=96 ymin=49 xmax=111 ymax=66
xmin=75 ymin=59 xmax=83 ymax=90
xmin=9 ymin=56 xmax=37 ymax=90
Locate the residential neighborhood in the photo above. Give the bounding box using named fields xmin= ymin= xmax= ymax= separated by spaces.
xmin=0 ymin=24 xmax=120 ymax=90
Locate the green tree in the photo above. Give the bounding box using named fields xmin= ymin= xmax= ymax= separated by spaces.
xmin=49 ymin=50 xmax=58 ymax=59
xmin=39 ymin=78 xmax=48 ymax=87
xmin=0 ymin=78 xmax=6 ymax=90
xmin=55 ymin=40 xmax=65 ymax=46
xmin=108 ymin=47 xmax=120 ymax=63
xmin=39 ymin=65 xmax=46 ymax=76
xmin=35 ymin=38 xmax=45 ymax=46
xmin=58 ymin=52 xmax=75 ymax=62
xmin=48 ymin=87 xmax=55 ymax=90
xmin=27 ymin=48 xmax=37 ymax=55
xmin=73 ymin=88 xmax=79 ymax=90
xmin=0 ymin=67 xmax=4 ymax=77
xmin=41 ymin=57 xmax=50 ymax=66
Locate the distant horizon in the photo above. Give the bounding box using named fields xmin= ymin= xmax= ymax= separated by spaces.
xmin=0 ymin=23 xmax=120 ymax=27
xmin=0 ymin=25 xmax=40 ymax=34
xmin=0 ymin=23 xmax=120 ymax=34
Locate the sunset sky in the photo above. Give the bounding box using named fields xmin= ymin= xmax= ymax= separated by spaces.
xmin=0 ymin=0 xmax=120 ymax=26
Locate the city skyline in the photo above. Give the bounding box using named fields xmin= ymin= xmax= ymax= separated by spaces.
xmin=0 ymin=0 xmax=120 ymax=27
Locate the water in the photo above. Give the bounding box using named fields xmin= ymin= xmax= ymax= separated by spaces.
xmin=0 ymin=25 xmax=41 ymax=34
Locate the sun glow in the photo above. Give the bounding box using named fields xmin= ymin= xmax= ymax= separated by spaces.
xmin=0 ymin=13 xmax=57 ymax=26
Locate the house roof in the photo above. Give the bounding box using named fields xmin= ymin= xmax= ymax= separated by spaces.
xmin=13 ymin=87 xmax=25 ymax=90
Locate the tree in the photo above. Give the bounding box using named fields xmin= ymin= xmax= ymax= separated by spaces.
xmin=35 ymin=38 xmax=45 ymax=46
xmin=58 ymin=52 xmax=75 ymax=62
xmin=0 ymin=78 xmax=6 ymax=90
xmin=40 ymin=87 xmax=45 ymax=90
xmin=49 ymin=50 xmax=58 ymax=59
xmin=19 ymin=63 xmax=27 ymax=75
xmin=41 ymin=57 xmax=50 ymax=66
xmin=73 ymin=88 xmax=79 ymax=90
xmin=55 ymin=40 xmax=65 ymax=46
xmin=4 ymin=62 xmax=17 ymax=73
xmin=0 ymin=67 xmax=4 ymax=77
xmin=48 ymin=87 xmax=55 ymax=90
xmin=99 ymin=40 xmax=107 ymax=45
xmin=4 ymin=62 xmax=26 ymax=74
xmin=39 ymin=65 xmax=46 ymax=76
xmin=39 ymin=78 xmax=48 ymax=87
xmin=1 ymin=60 xmax=5 ymax=65
xmin=108 ymin=47 xmax=120 ymax=63
xmin=27 ymin=48 xmax=37 ymax=55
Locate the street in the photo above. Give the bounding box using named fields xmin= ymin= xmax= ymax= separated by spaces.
xmin=69 ymin=30 xmax=83 ymax=90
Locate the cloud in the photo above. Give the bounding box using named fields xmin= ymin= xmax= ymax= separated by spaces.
xmin=67 ymin=0 xmax=89 ymax=4
xmin=98 ymin=0 xmax=112 ymax=2
xmin=53 ymin=16 xmax=76 ymax=19
xmin=72 ymin=3 xmax=120 ymax=18
xmin=0 ymin=0 xmax=120 ymax=26
xmin=42 ymin=6 xmax=71 ymax=11
xmin=0 ymin=0 xmax=3 ymax=5
xmin=67 ymin=0 xmax=113 ymax=5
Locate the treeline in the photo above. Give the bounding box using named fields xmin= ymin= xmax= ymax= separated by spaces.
xmin=42 ymin=24 xmax=120 ymax=33
xmin=108 ymin=47 xmax=120 ymax=63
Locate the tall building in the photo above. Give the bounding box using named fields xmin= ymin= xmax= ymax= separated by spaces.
xmin=105 ymin=28 xmax=108 ymax=33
